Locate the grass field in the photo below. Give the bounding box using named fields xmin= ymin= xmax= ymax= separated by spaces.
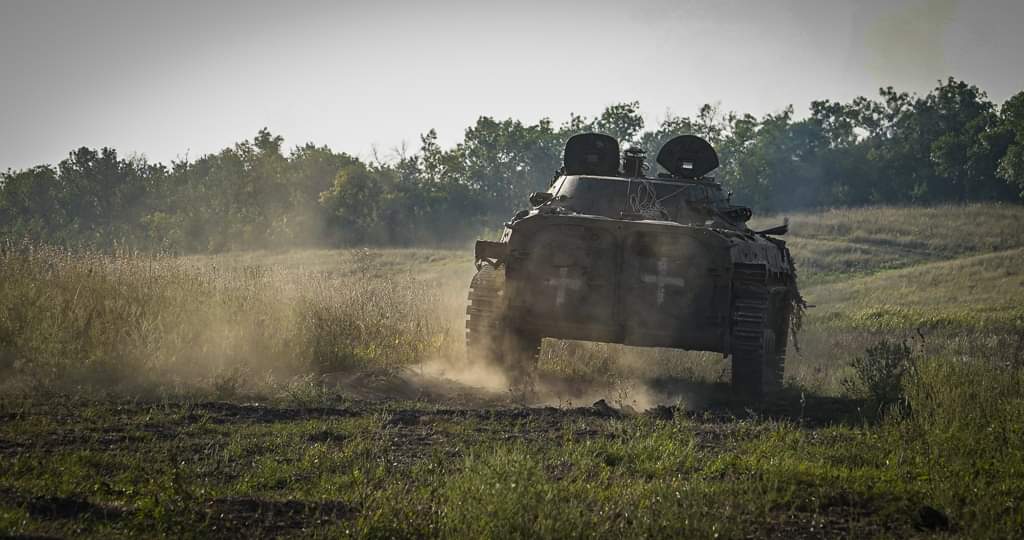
xmin=2 ymin=204 xmax=1023 ymax=538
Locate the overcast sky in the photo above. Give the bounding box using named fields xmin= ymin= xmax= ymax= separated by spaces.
xmin=1 ymin=0 xmax=1023 ymax=170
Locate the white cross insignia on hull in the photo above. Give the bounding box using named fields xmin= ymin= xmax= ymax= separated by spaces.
xmin=546 ymin=267 xmax=583 ymax=306
xmin=641 ymin=258 xmax=685 ymax=305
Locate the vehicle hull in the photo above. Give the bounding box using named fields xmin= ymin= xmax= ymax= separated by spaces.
xmin=487 ymin=213 xmax=791 ymax=354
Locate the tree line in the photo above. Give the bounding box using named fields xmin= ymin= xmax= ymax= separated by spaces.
xmin=2 ymin=77 xmax=1023 ymax=252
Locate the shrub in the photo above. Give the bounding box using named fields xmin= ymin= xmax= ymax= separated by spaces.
xmin=842 ymin=339 xmax=914 ymax=416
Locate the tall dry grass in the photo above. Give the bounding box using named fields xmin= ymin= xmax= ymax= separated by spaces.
xmin=0 ymin=244 xmax=465 ymax=395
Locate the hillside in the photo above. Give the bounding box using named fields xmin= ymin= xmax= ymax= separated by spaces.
xmin=1 ymin=204 xmax=1022 ymax=538
xmin=807 ymin=247 xmax=1024 ymax=328
xmin=754 ymin=203 xmax=1024 ymax=285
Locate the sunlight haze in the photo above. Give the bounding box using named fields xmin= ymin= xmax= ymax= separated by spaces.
xmin=2 ymin=0 xmax=1022 ymax=170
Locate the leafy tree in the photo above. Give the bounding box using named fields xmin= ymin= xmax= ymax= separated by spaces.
xmin=0 ymin=166 xmax=65 ymax=241
xmin=54 ymin=147 xmax=163 ymax=246
xmin=285 ymin=143 xmax=360 ymax=244
xmin=920 ymin=79 xmax=1003 ymax=201
xmin=457 ymin=116 xmax=561 ymax=216
xmin=997 ymin=91 xmax=1024 ymax=198
xmin=3 ymin=84 xmax=1023 ymax=253
xmin=595 ymin=101 xmax=645 ymax=144
xmin=319 ymin=163 xmax=392 ymax=244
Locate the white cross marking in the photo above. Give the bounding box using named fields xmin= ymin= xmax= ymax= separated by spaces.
xmin=546 ymin=267 xmax=583 ymax=306
xmin=641 ymin=258 xmax=686 ymax=305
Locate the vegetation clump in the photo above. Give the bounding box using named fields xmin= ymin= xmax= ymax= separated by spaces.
xmin=842 ymin=339 xmax=914 ymax=417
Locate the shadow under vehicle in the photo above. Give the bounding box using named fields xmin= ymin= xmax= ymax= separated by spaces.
xmin=467 ymin=133 xmax=802 ymax=399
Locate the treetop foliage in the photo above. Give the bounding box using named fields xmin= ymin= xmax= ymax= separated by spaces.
xmin=2 ymin=78 xmax=1022 ymax=251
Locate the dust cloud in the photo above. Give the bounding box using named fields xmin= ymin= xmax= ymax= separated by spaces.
xmin=370 ymin=337 xmax=725 ymax=413
xmin=315 ymin=250 xmax=733 ymax=412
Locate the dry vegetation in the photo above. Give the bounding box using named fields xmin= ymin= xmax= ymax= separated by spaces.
xmin=0 ymin=246 xmax=471 ymax=395
xmin=2 ymin=204 xmax=1023 ymax=538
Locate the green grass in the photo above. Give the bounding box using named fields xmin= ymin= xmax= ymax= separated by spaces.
xmin=752 ymin=203 xmax=1024 ymax=285
xmin=1 ymin=378 xmax=1020 ymax=538
xmin=2 ymin=203 xmax=1024 ymax=538
xmin=807 ymin=247 xmax=1024 ymax=330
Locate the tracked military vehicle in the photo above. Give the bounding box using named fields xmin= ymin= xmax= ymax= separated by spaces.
xmin=466 ymin=133 xmax=802 ymax=399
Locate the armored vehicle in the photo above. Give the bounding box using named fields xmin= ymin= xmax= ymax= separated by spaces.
xmin=466 ymin=133 xmax=802 ymax=399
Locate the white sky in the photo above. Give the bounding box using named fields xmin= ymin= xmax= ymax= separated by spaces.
xmin=1 ymin=0 xmax=1023 ymax=170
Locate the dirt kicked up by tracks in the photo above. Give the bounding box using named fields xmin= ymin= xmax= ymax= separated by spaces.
xmin=0 ymin=367 xmax=947 ymax=540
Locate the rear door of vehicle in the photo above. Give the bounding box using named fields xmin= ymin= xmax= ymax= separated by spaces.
xmin=512 ymin=222 xmax=618 ymax=336
xmin=620 ymin=230 xmax=716 ymax=347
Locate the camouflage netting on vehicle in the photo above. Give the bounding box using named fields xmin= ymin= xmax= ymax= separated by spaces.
xmin=785 ymin=246 xmax=808 ymax=352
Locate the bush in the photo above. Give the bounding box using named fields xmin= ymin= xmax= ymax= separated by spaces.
xmin=842 ymin=339 xmax=914 ymax=416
